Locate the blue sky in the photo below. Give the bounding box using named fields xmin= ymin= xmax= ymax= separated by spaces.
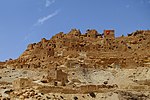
xmin=0 ymin=0 xmax=150 ymax=61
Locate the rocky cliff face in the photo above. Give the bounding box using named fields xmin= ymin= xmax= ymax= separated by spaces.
xmin=5 ymin=29 xmax=150 ymax=69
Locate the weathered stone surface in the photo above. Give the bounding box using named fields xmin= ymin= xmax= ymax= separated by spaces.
xmin=12 ymin=78 xmax=33 ymax=90
xmin=5 ymin=29 xmax=150 ymax=70
xmin=1 ymin=29 xmax=150 ymax=99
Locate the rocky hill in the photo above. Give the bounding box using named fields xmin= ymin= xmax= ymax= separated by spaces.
xmin=5 ymin=29 xmax=150 ymax=69
xmin=0 ymin=29 xmax=150 ymax=100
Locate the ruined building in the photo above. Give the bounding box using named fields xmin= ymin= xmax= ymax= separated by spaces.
xmin=104 ymin=30 xmax=115 ymax=39
xmin=12 ymin=78 xmax=32 ymax=90
xmin=46 ymin=69 xmax=68 ymax=86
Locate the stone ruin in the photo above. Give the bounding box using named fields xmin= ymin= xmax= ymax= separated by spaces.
xmin=104 ymin=30 xmax=115 ymax=39
xmin=1 ymin=29 xmax=150 ymax=99
xmin=44 ymin=68 xmax=68 ymax=86
xmin=12 ymin=78 xmax=32 ymax=90
xmin=5 ymin=29 xmax=150 ymax=69
xmin=54 ymin=69 xmax=68 ymax=86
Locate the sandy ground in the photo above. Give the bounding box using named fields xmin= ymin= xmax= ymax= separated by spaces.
xmin=0 ymin=67 xmax=150 ymax=99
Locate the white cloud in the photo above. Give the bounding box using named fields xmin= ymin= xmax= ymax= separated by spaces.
xmin=45 ymin=0 xmax=55 ymax=7
xmin=35 ymin=10 xmax=59 ymax=25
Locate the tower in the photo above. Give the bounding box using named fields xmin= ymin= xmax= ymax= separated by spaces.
xmin=104 ymin=30 xmax=115 ymax=39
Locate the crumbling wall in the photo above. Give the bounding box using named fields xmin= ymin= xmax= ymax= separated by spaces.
xmin=12 ymin=78 xmax=32 ymax=90
xmin=55 ymin=69 xmax=68 ymax=82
